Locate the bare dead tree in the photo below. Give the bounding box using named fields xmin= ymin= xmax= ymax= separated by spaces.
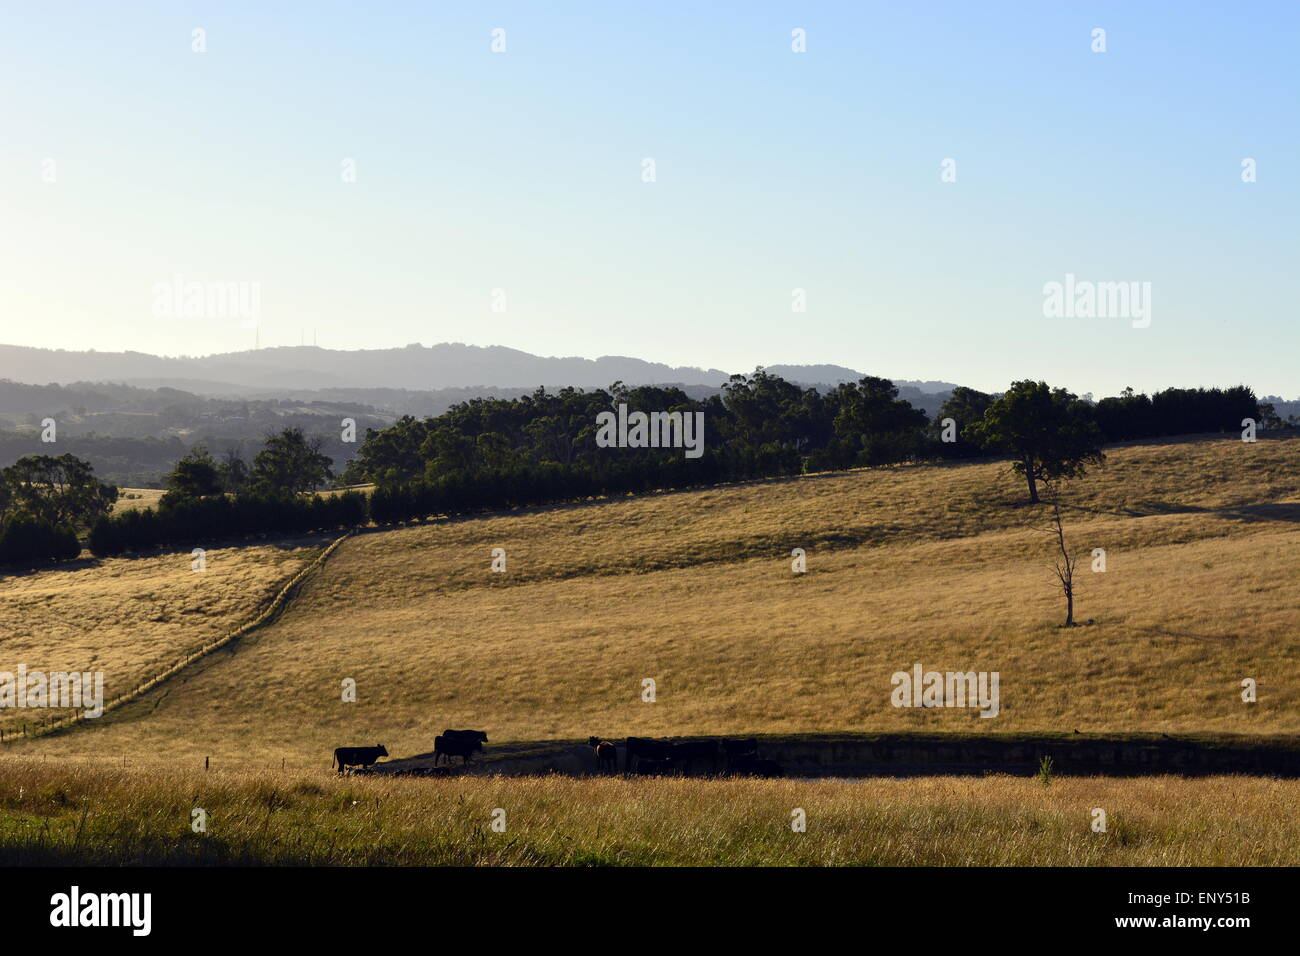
xmin=1042 ymin=478 xmax=1077 ymax=627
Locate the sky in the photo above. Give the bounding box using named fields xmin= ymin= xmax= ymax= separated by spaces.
xmin=1 ymin=1 xmax=1296 ymax=397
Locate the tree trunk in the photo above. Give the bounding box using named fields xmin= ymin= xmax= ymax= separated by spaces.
xmin=1025 ymin=460 xmax=1039 ymax=504
xmin=1064 ymin=588 xmax=1074 ymax=627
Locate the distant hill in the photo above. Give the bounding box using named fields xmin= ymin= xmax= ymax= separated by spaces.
xmin=0 ymin=346 xmax=963 ymax=484
xmin=0 ymin=344 xmax=956 ymax=397
xmin=0 ymin=343 xmax=734 ymax=392
xmin=761 ymin=364 xmax=957 ymax=394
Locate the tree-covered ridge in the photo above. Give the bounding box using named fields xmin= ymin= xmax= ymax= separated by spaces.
xmin=344 ymin=371 xmax=1264 ymax=492
xmin=344 ymin=372 xmax=940 ymax=487
xmin=0 ymin=371 xmax=1273 ymax=568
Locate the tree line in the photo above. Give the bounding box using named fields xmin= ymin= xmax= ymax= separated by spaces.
xmin=0 ymin=374 xmax=1269 ymax=568
xmin=343 ymin=374 xmax=1264 ymax=512
xmin=87 ymin=428 xmax=359 ymax=557
xmin=0 ymin=428 xmax=352 ymax=566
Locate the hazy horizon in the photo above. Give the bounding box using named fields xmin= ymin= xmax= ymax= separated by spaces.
xmin=6 ymin=339 xmax=1292 ymax=401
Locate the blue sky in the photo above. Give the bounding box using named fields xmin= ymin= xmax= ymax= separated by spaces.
xmin=1 ymin=1 xmax=1296 ymax=396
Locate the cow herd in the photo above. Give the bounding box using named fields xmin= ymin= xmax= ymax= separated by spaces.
xmin=332 ymin=732 xmax=784 ymax=777
xmin=610 ymin=736 xmax=784 ymax=777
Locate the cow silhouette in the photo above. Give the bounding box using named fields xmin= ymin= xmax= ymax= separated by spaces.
xmin=332 ymin=744 xmax=388 ymax=774
xmin=588 ymin=736 xmax=618 ymax=773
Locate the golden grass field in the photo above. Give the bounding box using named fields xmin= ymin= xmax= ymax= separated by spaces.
xmin=0 ymin=759 xmax=1295 ymax=865
xmin=3 ymin=434 xmax=1296 ymax=765
xmin=112 ymin=488 xmax=165 ymax=514
xmin=0 ymin=539 xmax=324 ymax=738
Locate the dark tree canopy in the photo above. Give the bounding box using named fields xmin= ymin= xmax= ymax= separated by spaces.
xmin=1093 ymin=385 xmax=1259 ymax=442
xmin=218 ymin=447 xmax=251 ymax=494
xmin=0 ymin=453 xmax=118 ymax=530
xmin=0 ymin=513 xmax=81 ymax=566
xmin=823 ymin=376 xmax=928 ymax=467
xmin=968 ymin=380 xmax=1104 ymax=503
xmin=934 ymin=386 xmax=995 ymax=451
xmin=252 ymin=427 xmax=334 ymax=495
xmin=164 ymin=444 xmax=222 ymax=500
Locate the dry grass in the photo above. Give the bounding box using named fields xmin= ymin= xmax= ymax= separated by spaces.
xmin=6 ymin=434 xmax=1296 ymax=764
xmin=112 ymin=486 xmax=371 ymax=513
xmin=112 ymin=488 xmax=165 ymax=513
xmin=0 ymin=538 xmax=325 ymax=736
xmin=0 ymin=758 xmax=1294 ymax=865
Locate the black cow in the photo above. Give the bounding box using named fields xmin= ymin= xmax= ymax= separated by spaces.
xmin=443 ymin=729 xmax=489 ymax=743
xmin=722 ymin=738 xmax=759 ymax=766
xmin=671 ymin=739 xmax=721 ymax=775
xmin=624 ymin=736 xmax=675 ymax=773
xmin=435 ymin=729 xmax=488 ymax=766
xmin=333 ymin=745 xmax=388 ymax=774
xmin=728 ymin=755 xmax=783 ymax=778
xmin=633 ymin=757 xmax=676 ymax=776
xmin=434 ymin=733 xmax=484 ymax=766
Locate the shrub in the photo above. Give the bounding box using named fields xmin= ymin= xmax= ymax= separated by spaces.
xmin=0 ymin=514 xmax=81 ymax=567
xmin=88 ymin=515 xmax=127 ymax=557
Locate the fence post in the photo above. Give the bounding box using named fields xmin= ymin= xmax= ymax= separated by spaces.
xmin=205 ymin=756 xmax=210 ymax=772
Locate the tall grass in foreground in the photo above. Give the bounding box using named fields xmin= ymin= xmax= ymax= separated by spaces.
xmin=0 ymin=760 xmax=1295 ymax=866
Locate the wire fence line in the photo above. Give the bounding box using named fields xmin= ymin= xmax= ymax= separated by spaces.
xmin=0 ymin=753 xmax=333 ymax=773
xmin=0 ymin=530 xmax=354 ymax=745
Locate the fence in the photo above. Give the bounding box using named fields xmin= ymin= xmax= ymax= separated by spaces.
xmin=0 ymin=530 xmax=353 ymax=744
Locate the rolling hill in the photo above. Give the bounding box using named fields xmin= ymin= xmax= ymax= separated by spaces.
xmin=5 ymin=433 xmax=1297 ymax=765
xmin=0 ymin=343 xmax=735 ymax=391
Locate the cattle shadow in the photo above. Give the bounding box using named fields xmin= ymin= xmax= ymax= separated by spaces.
xmin=1067 ymin=500 xmax=1300 ymax=523
xmin=1212 ymin=501 xmax=1300 ymax=524
xmin=367 ymin=733 xmax=1300 ymax=780
xmin=0 ymin=555 xmax=104 ymax=579
xmin=0 ymin=530 xmax=340 ymax=578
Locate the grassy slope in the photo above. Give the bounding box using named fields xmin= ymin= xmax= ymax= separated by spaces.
xmin=0 ymin=760 xmax=1295 ymax=865
xmin=8 ymin=434 xmax=1297 ymax=764
xmin=0 ymin=539 xmax=325 ymax=736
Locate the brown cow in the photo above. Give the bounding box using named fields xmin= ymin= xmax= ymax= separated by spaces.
xmin=588 ymin=736 xmax=618 ymax=774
